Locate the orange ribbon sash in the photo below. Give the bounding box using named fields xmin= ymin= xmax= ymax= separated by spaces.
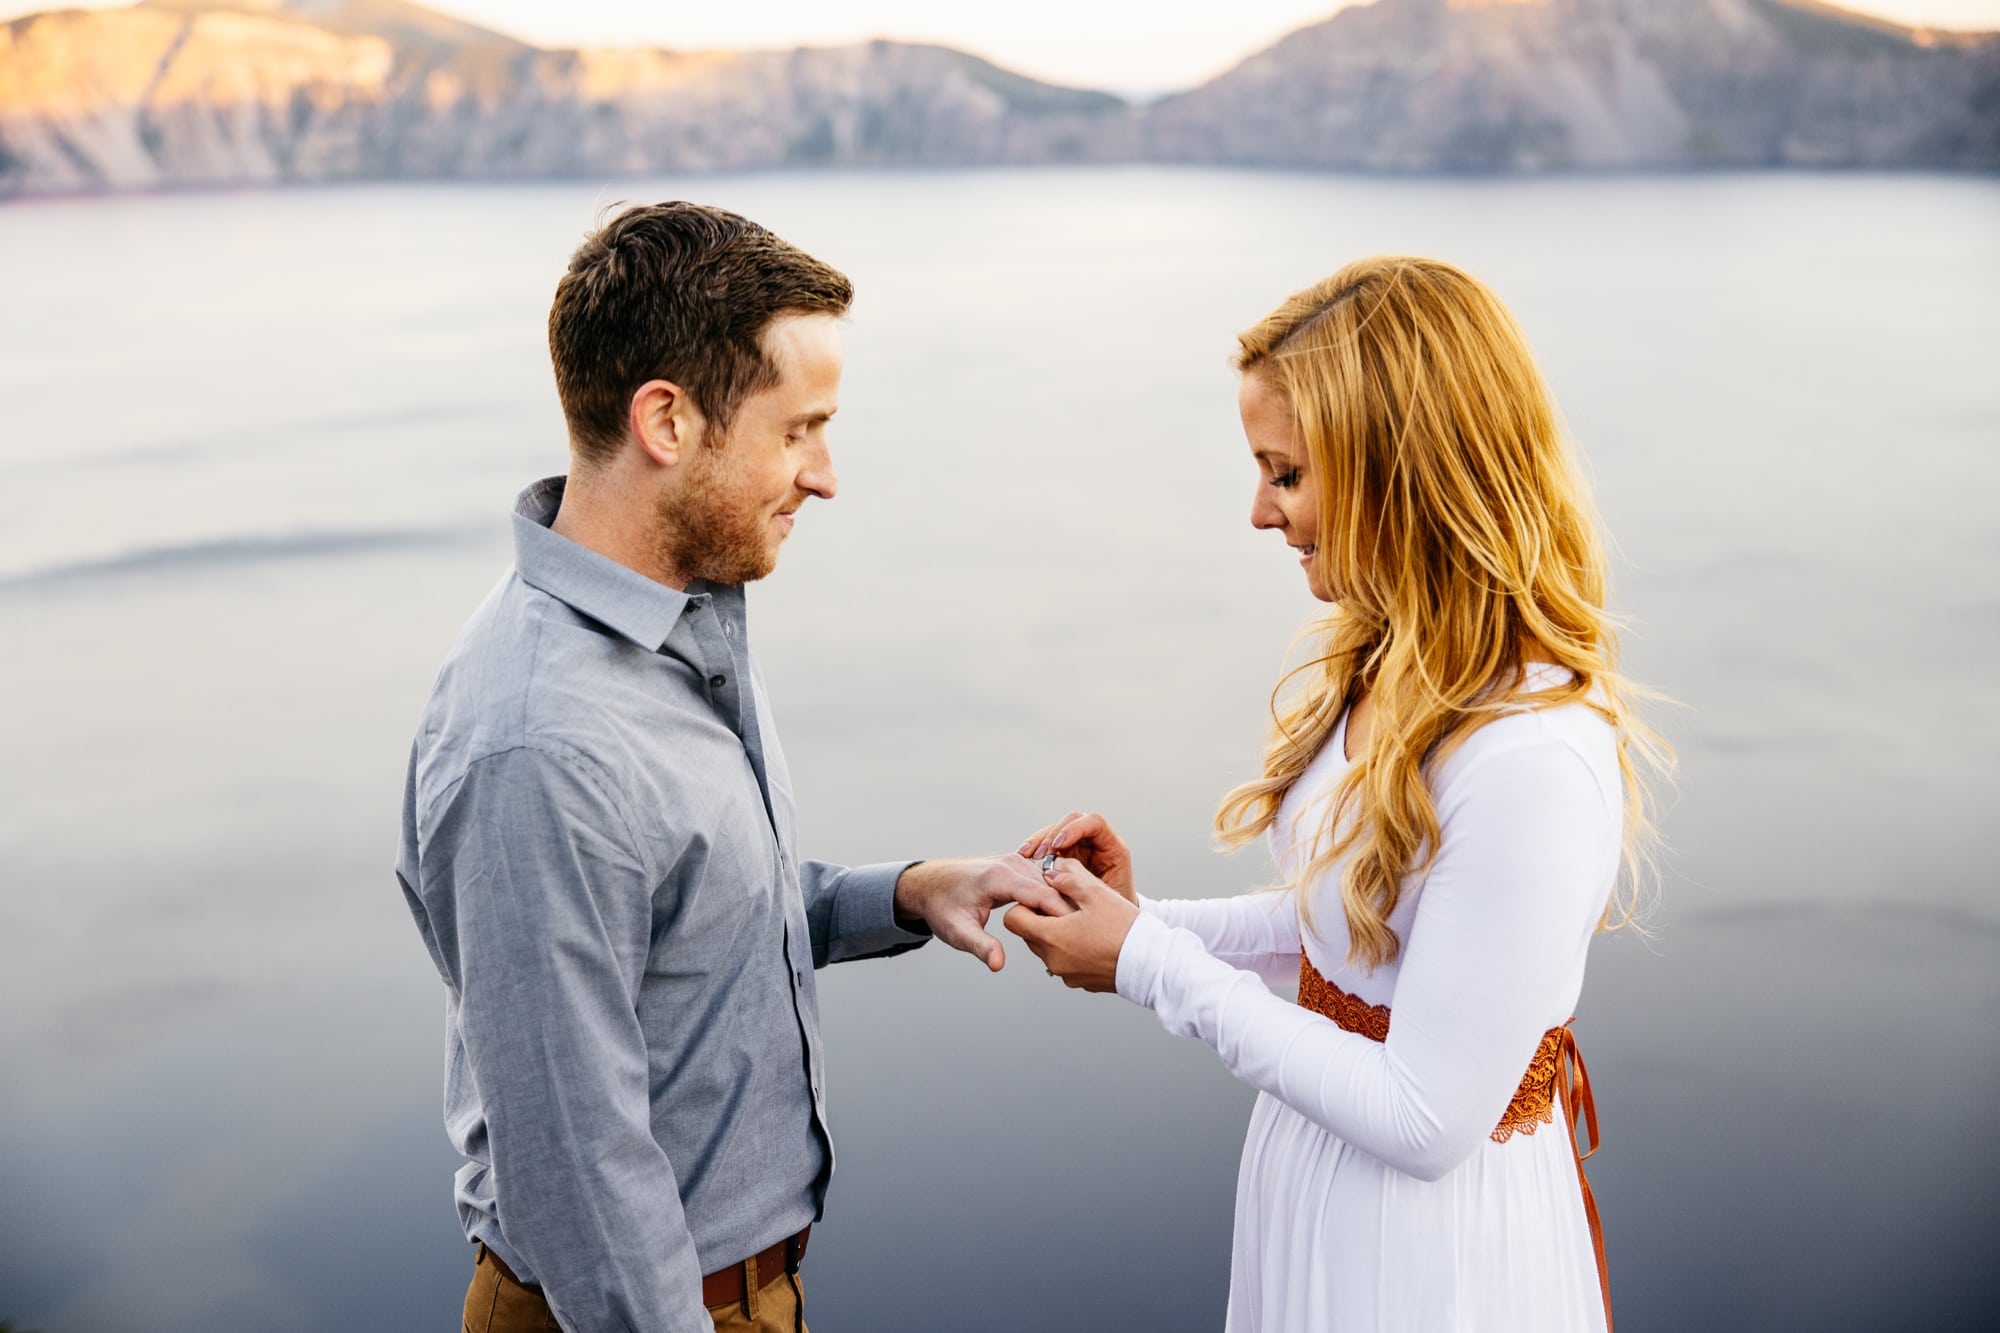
xmin=1298 ymin=957 xmax=1613 ymax=1330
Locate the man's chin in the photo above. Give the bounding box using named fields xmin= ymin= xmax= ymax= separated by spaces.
xmin=723 ymin=551 xmax=781 ymax=585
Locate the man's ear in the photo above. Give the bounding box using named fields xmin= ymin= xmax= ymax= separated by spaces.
xmin=629 ymin=379 xmax=705 ymax=467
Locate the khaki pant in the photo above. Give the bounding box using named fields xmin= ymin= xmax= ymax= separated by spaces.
xmin=462 ymin=1244 xmax=808 ymax=1333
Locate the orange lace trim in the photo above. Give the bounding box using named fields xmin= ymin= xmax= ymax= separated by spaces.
xmin=1298 ymin=956 xmax=1559 ymax=1140
xmin=1297 ymin=955 xmax=1613 ymax=1329
xmin=1296 ymin=960 xmax=1392 ymax=1043
xmin=1498 ymin=1029 xmax=1565 ymax=1142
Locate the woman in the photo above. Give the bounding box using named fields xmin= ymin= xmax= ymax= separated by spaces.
xmin=1004 ymin=256 xmax=1668 ymax=1333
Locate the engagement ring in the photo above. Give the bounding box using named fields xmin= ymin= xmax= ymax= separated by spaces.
xmin=1040 ymin=852 xmax=1058 ymax=875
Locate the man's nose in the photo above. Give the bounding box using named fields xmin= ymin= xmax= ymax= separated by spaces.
xmin=798 ymin=439 xmax=837 ymax=500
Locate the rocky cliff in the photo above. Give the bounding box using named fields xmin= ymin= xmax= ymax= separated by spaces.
xmin=0 ymin=0 xmax=1125 ymax=196
xmin=1144 ymin=0 xmax=2000 ymax=170
xmin=1 ymin=0 xmax=1995 ymax=197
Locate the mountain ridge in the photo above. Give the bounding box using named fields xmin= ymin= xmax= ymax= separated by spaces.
xmin=1143 ymin=0 xmax=2000 ymax=169
xmin=1 ymin=0 xmax=1994 ymax=197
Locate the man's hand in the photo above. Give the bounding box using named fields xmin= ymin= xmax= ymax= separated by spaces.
xmin=1016 ymin=810 xmax=1136 ymax=903
xmin=894 ymin=856 xmax=1074 ymax=973
xmin=1002 ymin=858 xmax=1140 ymax=994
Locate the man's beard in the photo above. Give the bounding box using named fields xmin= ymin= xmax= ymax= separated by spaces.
xmin=654 ymin=448 xmax=777 ymax=587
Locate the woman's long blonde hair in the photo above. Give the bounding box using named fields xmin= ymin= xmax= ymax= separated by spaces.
xmin=1215 ymin=256 xmax=1671 ymax=971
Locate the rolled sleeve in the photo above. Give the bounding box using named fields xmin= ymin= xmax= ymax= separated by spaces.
xmin=1115 ymin=909 xmax=1175 ymax=1007
xmin=800 ymin=858 xmax=931 ymax=966
xmin=430 ymin=745 xmax=712 ymax=1333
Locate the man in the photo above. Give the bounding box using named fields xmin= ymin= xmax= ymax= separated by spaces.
xmin=395 ymin=201 xmax=1062 ymax=1333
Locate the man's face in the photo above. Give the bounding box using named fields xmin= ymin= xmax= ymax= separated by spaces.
xmin=658 ymin=312 xmax=842 ymax=586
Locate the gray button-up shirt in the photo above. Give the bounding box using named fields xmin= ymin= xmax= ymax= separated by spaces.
xmin=396 ymin=476 xmax=927 ymax=1332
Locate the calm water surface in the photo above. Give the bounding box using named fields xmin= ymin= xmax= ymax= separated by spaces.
xmin=1 ymin=168 xmax=1996 ymax=1332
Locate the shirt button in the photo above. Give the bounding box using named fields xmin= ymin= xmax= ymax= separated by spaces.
xmin=709 ymin=674 xmax=727 ymax=688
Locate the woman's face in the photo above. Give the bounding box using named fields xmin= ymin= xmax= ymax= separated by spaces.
xmin=1239 ymin=367 xmax=1332 ymax=602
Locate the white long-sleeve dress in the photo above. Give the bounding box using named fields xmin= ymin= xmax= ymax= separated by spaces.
xmin=1115 ymin=678 xmax=1620 ymax=1333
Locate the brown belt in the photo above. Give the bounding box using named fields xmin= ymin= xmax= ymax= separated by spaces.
xmin=1298 ymin=957 xmax=1612 ymax=1332
xmin=700 ymin=1226 xmax=810 ymax=1308
xmin=475 ymin=1225 xmax=810 ymax=1310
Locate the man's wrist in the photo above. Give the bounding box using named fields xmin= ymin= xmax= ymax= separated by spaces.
xmin=892 ymin=859 xmax=933 ymax=932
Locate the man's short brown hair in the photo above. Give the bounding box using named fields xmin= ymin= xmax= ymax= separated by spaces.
xmin=548 ymin=202 xmax=853 ymax=466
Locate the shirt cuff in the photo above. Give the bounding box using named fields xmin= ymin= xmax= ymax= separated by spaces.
xmin=835 ymin=859 xmax=932 ymax=954
xmin=1115 ymin=910 xmax=1174 ymax=1009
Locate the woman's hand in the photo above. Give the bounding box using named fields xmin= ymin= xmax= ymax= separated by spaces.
xmin=1016 ymin=811 xmax=1136 ymax=904
xmin=1002 ymin=858 xmax=1140 ymax=994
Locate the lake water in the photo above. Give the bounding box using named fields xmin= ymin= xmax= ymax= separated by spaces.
xmin=1 ymin=167 xmax=1996 ymax=1332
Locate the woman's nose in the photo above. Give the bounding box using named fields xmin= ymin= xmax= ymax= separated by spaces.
xmin=1250 ymin=487 xmax=1283 ymax=531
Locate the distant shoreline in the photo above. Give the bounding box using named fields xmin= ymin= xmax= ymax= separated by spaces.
xmin=3 ymin=0 xmax=1996 ymax=201
xmin=7 ymin=159 xmax=2000 ymax=211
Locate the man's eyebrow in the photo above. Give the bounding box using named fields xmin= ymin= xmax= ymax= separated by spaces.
xmin=788 ymin=408 xmax=837 ymax=427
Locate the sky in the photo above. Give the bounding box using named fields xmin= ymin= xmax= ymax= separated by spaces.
xmin=6 ymin=0 xmax=1999 ymax=93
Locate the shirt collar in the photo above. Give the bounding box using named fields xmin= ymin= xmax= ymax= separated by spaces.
xmin=511 ymin=475 xmax=691 ymax=652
